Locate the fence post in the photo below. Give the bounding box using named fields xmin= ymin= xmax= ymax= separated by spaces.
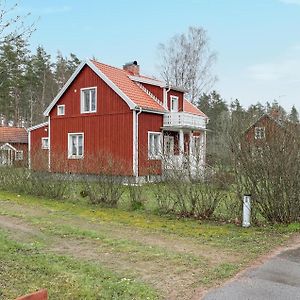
xmin=242 ymin=194 xmax=251 ymax=228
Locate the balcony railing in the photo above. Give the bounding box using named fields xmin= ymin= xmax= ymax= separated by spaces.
xmin=163 ymin=112 xmax=206 ymax=129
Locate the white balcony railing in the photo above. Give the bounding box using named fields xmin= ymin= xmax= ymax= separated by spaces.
xmin=163 ymin=112 xmax=206 ymax=129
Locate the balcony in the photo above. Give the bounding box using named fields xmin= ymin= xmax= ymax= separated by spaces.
xmin=163 ymin=112 xmax=206 ymax=130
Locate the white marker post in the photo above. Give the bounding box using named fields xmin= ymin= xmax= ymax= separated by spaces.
xmin=242 ymin=194 xmax=251 ymax=228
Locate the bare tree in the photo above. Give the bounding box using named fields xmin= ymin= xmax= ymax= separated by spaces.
xmin=157 ymin=26 xmax=217 ymax=103
xmin=0 ymin=1 xmax=35 ymax=43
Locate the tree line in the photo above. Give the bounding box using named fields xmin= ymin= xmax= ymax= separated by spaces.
xmin=0 ymin=35 xmax=80 ymax=126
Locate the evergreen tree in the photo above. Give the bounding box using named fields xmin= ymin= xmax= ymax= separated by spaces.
xmin=198 ymin=91 xmax=229 ymax=165
xmin=24 ymin=46 xmax=55 ymax=124
xmin=54 ymin=52 xmax=80 ymax=89
xmin=289 ymin=105 xmax=299 ymax=123
xmin=0 ymin=35 xmax=29 ymax=125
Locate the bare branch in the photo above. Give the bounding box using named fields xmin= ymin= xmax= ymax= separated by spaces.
xmin=157 ymin=26 xmax=217 ymax=103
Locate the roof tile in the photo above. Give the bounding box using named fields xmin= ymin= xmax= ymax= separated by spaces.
xmin=91 ymin=60 xmax=165 ymax=112
xmin=0 ymin=127 xmax=28 ymax=144
xmin=183 ymin=99 xmax=208 ymax=118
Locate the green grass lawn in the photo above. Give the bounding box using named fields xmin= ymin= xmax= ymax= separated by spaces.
xmin=0 ymin=190 xmax=299 ymax=299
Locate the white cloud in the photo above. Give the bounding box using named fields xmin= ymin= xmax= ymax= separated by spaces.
xmin=247 ymin=44 xmax=300 ymax=83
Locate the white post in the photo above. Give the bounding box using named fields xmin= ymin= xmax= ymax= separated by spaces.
xmin=179 ymin=130 xmax=184 ymax=153
xmin=242 ymin=194 xmax=251 ymax=227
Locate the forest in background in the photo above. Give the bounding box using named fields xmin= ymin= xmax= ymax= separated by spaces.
xmin=0 ymin=35 xmax=80 ymax=126
xmin=197 ymin=91 xmax=299 ymax=166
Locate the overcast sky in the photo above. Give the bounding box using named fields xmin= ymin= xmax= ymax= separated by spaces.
xmin=14 ymin=0 xmax=300 ymax=113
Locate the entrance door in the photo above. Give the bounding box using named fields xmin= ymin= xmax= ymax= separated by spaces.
xmin=0 ymin=149 xmax=13 ymax=165
xmin=164 ymin=135 xmax=174 ymax=156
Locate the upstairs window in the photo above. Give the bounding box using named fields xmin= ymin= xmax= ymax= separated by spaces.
xmin=148 ymin=132 xmax=162 ymax=159
xmin=41 ymin=137 xmax=49 ymax=149
xmin=68 ymin=133 xmax=84 ymax=159
xmin=81 ymin=87 xmax=97 ymax=113
xmin=254 ymin=127 xmax=265 ymax=140
xmin=170 ymin=96 xmax=179 ymax=112
xmin=57 ymin=104 xmax=65 ymax=116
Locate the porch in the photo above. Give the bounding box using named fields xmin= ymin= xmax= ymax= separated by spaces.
xmin=162 ymin=111 xmax=207 ymax=175
xmin=0 ymin=143 xmax=24 ymax=166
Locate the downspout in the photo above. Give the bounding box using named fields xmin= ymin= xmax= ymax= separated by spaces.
xmin=135 ymin=107 xmax=142 ymax=182
xmin=27 ymin=129 xmax=31 ymax=170
xmin=48 ymin=116 xmax=51 ymax=172
xmin=163 ymin=85 xmax=171 ymax=109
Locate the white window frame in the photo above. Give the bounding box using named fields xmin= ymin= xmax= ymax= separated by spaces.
xmin=80 ymin=87 xmax=97 ymax=114
xmin=68 ymin=132 xmax=84 ymax=159
xmin=170 ymin=95 xmax=179 ymax=112
xmin=57 ymin=104 xmax=65 ymax=116
xmin=148 ymin=131 xmax=162 ymax=160
xmin=41 ymin=137 xmax=49 ymax=150
xmin=15 ymin=150 xmax=23 ymax=161
xmin=254 ymin=127 xmax=265 ymax=140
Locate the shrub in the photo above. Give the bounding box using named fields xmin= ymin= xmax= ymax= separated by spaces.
xmin=81 ymin=154 xmax=126 ymax=207
xmin=231 ymin=118 xmax=300 ymax=224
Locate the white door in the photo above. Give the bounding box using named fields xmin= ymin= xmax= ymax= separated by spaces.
xmin=164 ymin=136 xmax=174 ymax=156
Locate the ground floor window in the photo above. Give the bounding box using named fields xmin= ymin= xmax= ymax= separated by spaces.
xmin=41 ymin=137 xmax=49 ymax=149
xmin=15 ymin=150 xmax=23 ymax=161
xmin=68 ymin=133 xmax=84 ymax=159
xmin=148 ymin=132 xmax=162 ymax=159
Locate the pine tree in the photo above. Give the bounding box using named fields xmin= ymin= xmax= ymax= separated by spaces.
xmin=0 ymin=35 xmax=29 ymax=125
xmin=289 ymin=105 xmax=299 ymax=123
xmin=24 ymin=46 xmax=55 ymax=124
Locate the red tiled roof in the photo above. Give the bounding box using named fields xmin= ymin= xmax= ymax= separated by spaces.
xmin=91 ymin=60 xmax=165 ymax=112
xmin=0 ymin=127 xmax=28 ymax=144
xmin=183 ymin=99 xmax=207 ymax=118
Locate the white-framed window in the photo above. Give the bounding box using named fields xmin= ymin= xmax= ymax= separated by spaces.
xmin=148 ymin=132 xmax=162 ymax=159
xmin=170 ymin=95 xmax=179 ymax=112
xmin=81 ymin=87 xmax=97 ymax=113
xmin=15 ymin=150 xmax=23 ymax=161
xmin=57 ymin=104 xmax=65 ymax=116
xmin=41 ymin=137 xmax=49 ymax=149
xmin=254 ymin=127 xmax=265 ymax=139
xmin=68 ymin=133 xmax=84 ymax=159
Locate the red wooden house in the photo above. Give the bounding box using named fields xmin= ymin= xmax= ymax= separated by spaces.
xmin=28 ymin=60 xmax=208 ymax=180
xmin=0 ymin=127 xmax=28 ymax=166
xmin=244 ymin=112 xmax=285 ymax=145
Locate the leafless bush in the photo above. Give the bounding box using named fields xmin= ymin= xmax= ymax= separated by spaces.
xmin=152 ymin=151 xmax=228 ymax=219
xmin=0 ymin=165 xmax=71 ymax=199
xmin=81 ymin=153 xmax=125 ymax=207
xmin=126 ymin=183 xmax=145 ymax=210
xmin=230 ymin=119 xmax=300 ymax=224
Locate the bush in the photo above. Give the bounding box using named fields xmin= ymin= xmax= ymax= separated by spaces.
xmin=0 ymin=166 xmax=71 ymax=199
xmin=81 ymin=155 xmax=126 ymax=207
xmin=152 ymin=165 xmax=228 ymax=219
xmin=231 ymin=120 xmax=300 ymax=224
xmin=126 ymin=183 xmax=145 ymax=210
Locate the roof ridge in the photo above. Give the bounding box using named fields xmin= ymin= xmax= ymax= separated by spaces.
xmin=90 ymin=59 xmax=129 ymax=75
xmin=91 ymin=59 xmax=161 ymax=81
xmin=134 ymin=82 xmax=164 ymax=108
xmin=90 ymin=59 xmax=128 ymax=74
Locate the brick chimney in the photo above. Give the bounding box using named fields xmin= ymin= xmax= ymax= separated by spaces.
xmin=123 ymin=61 xmax=140 ymax=76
